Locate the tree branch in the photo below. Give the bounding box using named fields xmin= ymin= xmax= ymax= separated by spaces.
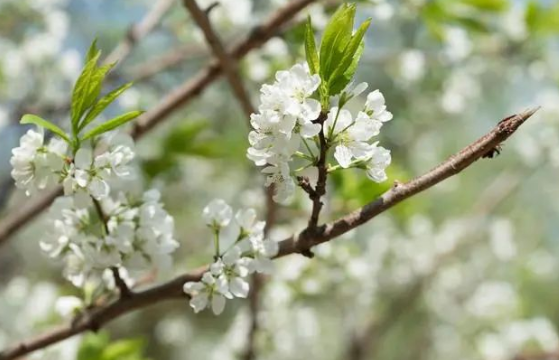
xmin=0 ymin=0 xmax=319 ymax=249
xmin=103 ymin=0 xmax=177 ymax=66
xmin=283 ymin=107 xmax=539 ymax=257
xmin=0 ymin=108 xmax=538 ymax=360
xmin=306 ymin=113 xmax=329 ymax=227
xmin=182 ymin=0 xmax=256 ymax=118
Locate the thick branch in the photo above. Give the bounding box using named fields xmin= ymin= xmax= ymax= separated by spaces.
xmin=0 ymin=108 xmax=538 ymax=360
xmin=0 ymin=0 xmax=319 ymax=248
xmin=278 ymin=108 xmax=539 ymax=257
xmin=182 ymin=0 xmax=256 ymax=118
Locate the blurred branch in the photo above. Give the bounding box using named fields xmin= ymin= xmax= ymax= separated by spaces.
xmin=180 ymin=2 xmax=276 ymax=357
xmin=103 ymin=0 xmax=177 ymax=66
xmin=242 ymin=273 xmax=264 ymax=360
xmin=512 ymin=351 xmax=559 ymax=360
xmin=343 ymin=171 xmax=528 ymax=360
xmin=0 ymin=0 xmax=319 ymax=249
xmin=0 ymin=108 xmax=538 ymax=360
xmin=182 ymin=0 xmax=255 ymax=119
xmin=126 ymin=44 xmax=207 ymax=82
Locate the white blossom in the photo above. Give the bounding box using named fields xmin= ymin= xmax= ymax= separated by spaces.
xmin=203 ymin=199 xmax=233 ymax=229
xmin=212 ymin=247 xmax=252 ymax=298
xmin=10 ymin=127 xmax=67 ymax=195
xmin=262 ymin=162 xmax=295 ymax=204
xmin=62 ymin=140 xmax=135 ymax=202
xmin=54 ymin=296 xmax=83 ymax=318
xmin=41 ymin=189 xmax=178 ymax=288
xmin=364 ymin=90 xmax=393 ymax=122
xmin=364 ymin=145 xmax=391 ymax=183
xmin=247 ymin=63 xmax=322 ymax=203
xmin=325 ymin=108 xmax=382 ymax=168
xmin=183 ymin=272 xmax=231 ymax=315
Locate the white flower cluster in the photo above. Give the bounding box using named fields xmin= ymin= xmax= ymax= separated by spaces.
xmin=40 ymin=189 xmax=178 ymax=287
xmin=11 ymin=130 xmax=135 ymax=206
xmin=247 ymin=63 xmax=322 ymax=203
xmin=325 ymin=90 xmax=393 ymax=182
xmin=62 ymin=137 xmax=135 ymax=207
xmin=247 ymin=63 xmax=393 ymax=203
xmin=183 ymin=199 xmax=278 ymax=315
xmin=10 ymin=127 xmax=68 ymax=196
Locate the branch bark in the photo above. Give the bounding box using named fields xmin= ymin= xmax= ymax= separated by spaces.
xmin=182 ymin=0 xmax=256 ymax=118
xmin=0 ymin=0 xmax=319 ymax=249
xmin=0 ymin=108 xmax=538 ymax=360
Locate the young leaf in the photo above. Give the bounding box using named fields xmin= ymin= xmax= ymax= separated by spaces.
xmin=319 ymin=4 xmax=355 ymax=83
xmin=327 ymin=18 xmax=371 ymax=96
xmin=77 ymin=63 xmax=116 ymax=131
xmin=304 ymin=17 xmax=319 ymax=75
xmin=71 ymin=50 xmax=102 ymax=128
xmin=20 ymin=114 xmax=70 ymax=142
xmin=85 ymin=39 xmax=100 ymax=64
xmin=81 ymin=111 xmax=143 ymax=141
xmin=79 ymin=82 xmax=133 ymax=132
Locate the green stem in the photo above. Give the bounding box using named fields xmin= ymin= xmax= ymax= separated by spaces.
xmin=294 ymin=151 xmax=315 ymax=162
xmin=302 ymin=137 xmax=316 ymax=160
xmin=213 ymin=228 xmax=220 ymax=257
xmin=327 ymin=106 xmax=343 ymax=141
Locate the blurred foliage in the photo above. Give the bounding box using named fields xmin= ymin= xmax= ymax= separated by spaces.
xmin=526 ymin=0 xmax=559 ymax=35
xmin=421 ymin=0 xmax=509 ymax=38
xmin=78 ymin=331 xmax=151 ymax=360
xmin=141 ymin=120 xmax=220 ymax=179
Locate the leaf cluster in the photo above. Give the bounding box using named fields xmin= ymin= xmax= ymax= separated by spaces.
xmin=21 ymin=40 xmax=143 ymax=153
xmin=304 ymin=4 xmax=371 ymax=107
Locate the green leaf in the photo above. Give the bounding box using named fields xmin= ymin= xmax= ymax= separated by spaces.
xmin=20 ymin=114 xmax=70 ymax=142
xmin=329 ymin=39 xmax=365 ymax=96
xmin=79 ymin=82 xmax=133 ymax=132
xmin=77 ymin=63 xmax=116 ymax=130
xmin=102 ymin=339 xmax=145 ymax=360
xmin=525 ymin=0 xmax=559 ymax=35
xmin=85 ymin=39 xmax=100 ymax=64
xmin=81 ymin=110 xmax=143 ymax=141
xmin=304 ymin=17 xmax=319 ymax=75
xmin=71 ymin=49 xmax=102 ymax=128
xmin=319 ymin=4 xmax=355 ymax=83
xmin=77 ymin=332 xmax=109 ymax=360
xmin=327 ymin=18 xmax=371 ymax=96
xmin=460 ymin=0 xmax=509 ymax=12
xmin=78 ymin=332 xmax=149 ymax=360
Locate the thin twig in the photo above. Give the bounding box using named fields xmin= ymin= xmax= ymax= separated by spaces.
xmin=126 ymin=44 xmax=207 ymax=82
xmin=103 ymin=0 xmax=177 ymax=66
xmin=92 ymin=198 xmax=132 ymax=298
xmin=307 ymin=112 xmax=329 ymax=230
xmin=0 ymin=0 xmax=319 ymax=249
xmin=182 ymin=0 xmax=255 ymax=120
xmin=0 ymin=108 xmax=538 ymax=360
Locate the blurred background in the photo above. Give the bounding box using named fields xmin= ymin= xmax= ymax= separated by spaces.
xmin=1 ymin=0 xmax=559 ymax=359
